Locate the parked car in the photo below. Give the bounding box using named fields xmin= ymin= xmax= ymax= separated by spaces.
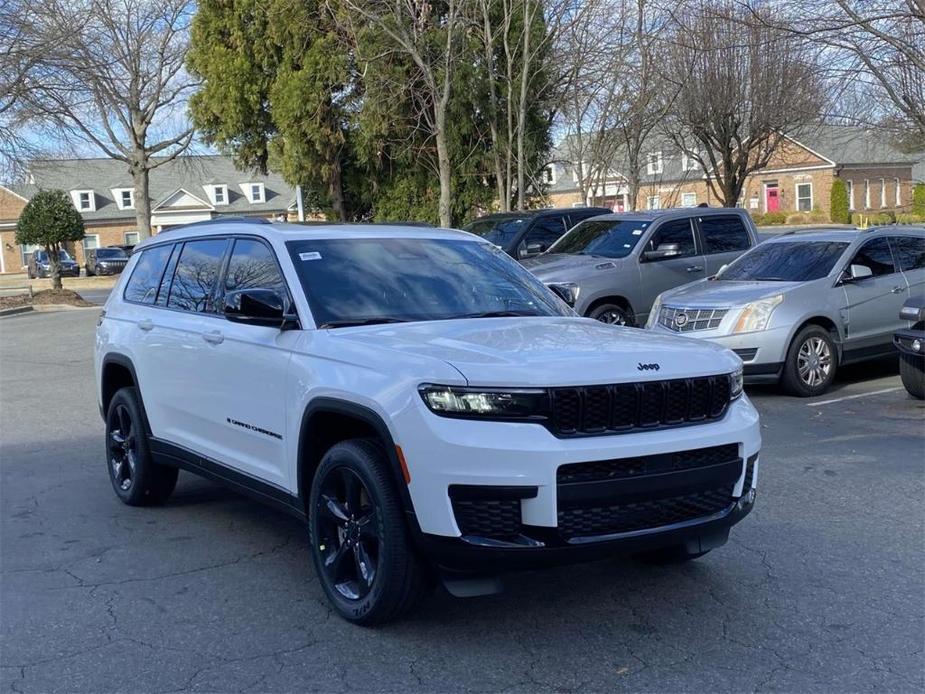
xmin=523 ymin=208 xmax=759 ymax=326
xmin=27 ymin=249 xmax=80 ymax=279
xmin=85 ymin=247 xmax=130 ymax=276
xmin=96 ymin=218 xmax=760 ymax=624
xmin=895 ymin=296 xmax=925 ymax=399
xmin=647 ymin=227 xmax=925 ymax=396
xmin=462 ymin=207 xmax=611 ymax=260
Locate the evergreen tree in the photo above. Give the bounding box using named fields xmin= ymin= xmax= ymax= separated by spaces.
xmin=16 ymin=190 xmax=85 ymax=290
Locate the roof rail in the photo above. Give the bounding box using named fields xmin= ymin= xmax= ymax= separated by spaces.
xmin=158 ymin=216 xmax=272 ymax=234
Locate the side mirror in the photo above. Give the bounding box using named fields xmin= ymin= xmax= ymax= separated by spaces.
xmin=224 ymin=288 xmax=299 ymax=329
xmin=842 ymin=263 xmax=873 ymax=283
xmin=548 ymin=283 xmax=579 ymax=307
xmin=641 ymin=243 xmax=682 ymax=262
xmin=520 ymin=242 xmax=546 ymax=258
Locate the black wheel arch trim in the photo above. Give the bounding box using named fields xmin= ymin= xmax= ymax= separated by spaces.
xmin=296 ymin=397 xmax=421 ymax=533
xmin=100 ymin=353 xmax=152 ymax=434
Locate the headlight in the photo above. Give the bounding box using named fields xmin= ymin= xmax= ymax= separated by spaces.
xmin=646 ymin=295 xmax=663 ymax=329
xmin=729 ymin=365 xmax=744 ymax=399
xmin=733 ymin=294 xmax=783 ymax=334
xmin=419 ymin=385 xmax=549 ymax=420
xmin=547 ymin=282 xmax=579 ymax=307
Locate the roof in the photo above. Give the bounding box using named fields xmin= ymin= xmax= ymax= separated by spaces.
xmin=468 ymin=207 xmax=610 ymax=221
xmin=136 ymin=219 xmax=479 ymax=251
xmin=764 ymin=225 xmax=925 ymax=243
xmin=20 ymin=155 xmax=295 ymax=221
xmin=792 ymin=125 xmax=919 ymax=167
xmin=585 ymin=207 xmax=752 ymax=223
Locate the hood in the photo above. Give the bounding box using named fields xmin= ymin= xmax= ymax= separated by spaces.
xmin=661 ymin=278 xmax=803 ymax=308
xmin=521 ymin=253 xmax=626 ymax=283
xmin=330 ymin=317 xmax=740 ymax=386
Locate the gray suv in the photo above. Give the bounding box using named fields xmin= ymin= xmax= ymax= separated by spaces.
xmin=523 ymin=208 xmax=758 ymax=325
xmin=647 ymin=227 xmax=925 ymax=396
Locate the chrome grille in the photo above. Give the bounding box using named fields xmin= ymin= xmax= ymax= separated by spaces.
xmin=659 ymin=306 xmax=728 ymax=332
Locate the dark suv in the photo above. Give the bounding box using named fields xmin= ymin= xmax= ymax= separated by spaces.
xmin=86 ymin=247 xmax=130 ymax=276
xmin=27 ymin=249 xmax=80 ymax=279
xmin=463 ymin=207 xmax=611 ymax=260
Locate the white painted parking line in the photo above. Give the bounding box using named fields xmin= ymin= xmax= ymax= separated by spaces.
xmin=808 ymin=387 xmax=902 ymax=406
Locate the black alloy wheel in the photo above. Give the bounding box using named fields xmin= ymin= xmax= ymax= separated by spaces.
xmin=315 ymin=466 xmax=381 ymax=601
xmin=589 ymin=303 xmax=632 ymax=326
xmin=108 ymin=402 xmax=138 ymax=494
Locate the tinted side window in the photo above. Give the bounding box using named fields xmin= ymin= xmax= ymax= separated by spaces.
xmin=166 ymin=239 xmax=229 ymax=313
xmin=124 ymin=244 xmax=173 ymax=304
xmin=646 ymin=219 xmax=696 ymax=259
xmin=699 ymin=215 xmax=751 ymax=254
xmin=224 ymin=239 xmax=287 ymax=295
xmin=850 ymin=237 xmax=895 ymax=277
xmin=892 ymin=236 xmax=925 ymax=271
xmin=521 ymin=217 xmax=566 ymax=254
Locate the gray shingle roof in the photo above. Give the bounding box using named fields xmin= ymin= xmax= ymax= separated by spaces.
xmin=23 ymin=155 xmax=295 ymax=221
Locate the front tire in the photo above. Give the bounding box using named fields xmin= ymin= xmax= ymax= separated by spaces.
xmin=588 ymin=303 xmax=632 ymax=326
xmin=105 ymin=387 xmax=178 ymax=506
xmin=900 ymin=352 xmax=924 ymax=399
xmin=781 ymin=326 xmax=837 ymax=397
xmin=308 ymin=439 xmax=426 ymax=625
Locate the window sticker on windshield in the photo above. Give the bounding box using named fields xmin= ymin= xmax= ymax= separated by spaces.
xmin=299 ymin=251 xmax=322 ymax=261
xmin=632 ymin=229 xmax=643 ymax=235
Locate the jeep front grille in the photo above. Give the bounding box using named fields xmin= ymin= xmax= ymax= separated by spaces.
xmin=548 ymin=375 xmax=731 ymax=437
xmin=659 ymin=306 xmax=728 ymax=332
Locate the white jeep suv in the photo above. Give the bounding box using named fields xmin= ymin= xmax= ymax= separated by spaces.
xmin=95 ymin=219 xmax=761 ymax=624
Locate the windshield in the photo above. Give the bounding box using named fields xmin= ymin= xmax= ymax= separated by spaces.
xmin=548 ymin=220 xmax=650 ymax=258
xmin=462 ymin=217 xmax=529 ymax=247
xmin=34 ymin=250 xmax=72 ymax=262
xmin=96 ymin=248 xmax=127 ymax=259
xmin=286 ymin=237 xmax=571 ymax=327
xmin=719 ymin=241 xmax=849 ymax=282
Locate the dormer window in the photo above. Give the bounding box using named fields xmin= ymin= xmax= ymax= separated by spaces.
xmin=241 ymin=182 xmax=265 ymax=204
xmin=112 ymin=188 xmax=134 ymax=210
xmin=71 ymin=189 xmax=95 ymax=212
xmin=646 ymin=152 xmax=663 ymax=176
xmin=211 ymin=185 xmax=227 ymax=206
xmin=681 ymin=152 xmax=699 ymax=172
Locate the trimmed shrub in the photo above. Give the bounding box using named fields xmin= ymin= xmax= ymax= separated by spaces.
xmin=750 ymin=213 xmax=765 ymax=225
xmin=897 ymin=213 xmax=925 ymax=224
xmin=913 ymin=183 xmax=925 ymax=216
xmin=830 ymin=179 xmax=850 ymax=223
xmin=762 ymin=212 xmax=787 ymax=225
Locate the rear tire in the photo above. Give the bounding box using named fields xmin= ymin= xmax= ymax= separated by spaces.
xmin=105 ymin=387 xmax=178 ymax=506
xmin=781 ymin=325 xmax=837 ymax=397
xmin=900 ymin=352 xmax=924 ymax=399
xmin=308 ymin=439 xmax=426 ymax=625
xmin=588 ymin=303 xmax=632 ymax=327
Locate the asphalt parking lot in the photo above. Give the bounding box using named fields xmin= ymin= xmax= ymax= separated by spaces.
xmin=1 ymin=309 xmax=923 ymax=693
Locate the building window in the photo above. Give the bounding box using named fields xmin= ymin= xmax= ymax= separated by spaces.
xmin=864 ymin=179 xmax=870 ymax=209
xmin=124 ymin=232 xmax=139 ymax=246
xmin=20 ymin=243 xmax=42 ymax=267
xmin=543 ymin=165 xmax=556 ymax=185
xmin=646 ymin=195 xmax=661 ymax=210
xmin=121 ymin=190 xmax=133 ymax=208
xmin=796 ymin=182 xmax=813 ymax=212
xmin=72 ymin=189 xmax=95 ymax=211
xmin=646 ymin=152 xmax=663 ymax=175
xmin=880 ymin=178 xmax=886 ymax=208
xmin=895 ymin=178 xmax=901 ymax=207
xmin=681 ymin=192 xmax=697 ymax=207
xmin=82 ymin=234 xmax=100 ymax=252
xmin=681 ymin=152 xmax=699 ymax=172
xmin=846 ymin=180 xmax=854 ymax=210
xmin=212 ymin=185 xmax=227 ymax=205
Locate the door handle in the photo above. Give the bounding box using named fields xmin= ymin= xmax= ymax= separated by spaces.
xmin=686 ymin=265 xmax=704 ymax=273
xmin=138 ymin=319 xmax=153 ymax=331
xmin=202 ymin=330 xmax=224 ymax=345
xmin=890 ymin=286 xmax=905 ymax=294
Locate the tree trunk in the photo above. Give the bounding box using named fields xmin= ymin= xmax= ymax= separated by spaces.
xmin=627 ymin=174 xmax=640 ymax=212
xmin=132 ymin=163 xmax=153 ymax=239
xmin=515 ymin=0 xmax=533 ymax=210
xmin=435 ymin=108 xmax=452 ymax=228
xmin=330 ymin=158 xmax=347 ymax=221
xmin=45 ymin=243 xmax=62 ymax=290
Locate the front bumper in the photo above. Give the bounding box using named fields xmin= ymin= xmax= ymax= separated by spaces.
xmin=894 ymin=328 xmax=925 ymax=358
xmin=94 ymin=263 xmax=127 ymax=275
xmin=398 ymin=394 xmax=761 ymax=569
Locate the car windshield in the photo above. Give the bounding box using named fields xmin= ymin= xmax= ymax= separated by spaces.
xmin=96 ymin=248 xmax=127 ymax=259
xmin=547 ymin=220 xmax=650 ymax=258
xmin=462 ymin=217 xmax=529 ymax=247
xmin=718 ymin=241 xmax=849 ymax=282
xmin=34 ymin=250 xmax=72 ymax=262
xmin=286 ymin=237 xmax=571 ymax=327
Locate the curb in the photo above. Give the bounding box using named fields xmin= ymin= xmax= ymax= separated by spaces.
xmin=32 ymin=304 xmax=99 ymax=312
xmin=0 ymin=305 xmax=33 ymax=318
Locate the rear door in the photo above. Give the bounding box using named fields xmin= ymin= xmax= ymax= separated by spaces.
xmin=697 ymin=213 xmax=754 ymax=275
xmin=841 ymin=236 xmax=909 ymax=358
xmin=892 ymin=234 xmax=925 ymax=302
xmin=638 ymin=217 xmax=705 ymax=320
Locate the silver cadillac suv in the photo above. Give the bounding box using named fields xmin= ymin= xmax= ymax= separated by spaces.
xmin=647 ymin=227 xmax=925 ymax=396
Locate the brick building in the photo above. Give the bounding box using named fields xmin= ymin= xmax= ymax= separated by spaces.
xmin=0 ymin=156 xmax=297 ymax=274
xmin=544 ymin=125 xmax=919 ymax=218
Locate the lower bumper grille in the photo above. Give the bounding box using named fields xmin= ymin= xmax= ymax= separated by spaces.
xmin=451 ymin=498 xmax=521 ymax=537
xmin=558 ymin=485 xmax=734 ymax=540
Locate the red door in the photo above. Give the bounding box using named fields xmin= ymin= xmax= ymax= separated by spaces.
xmin=765 ymin=186 xmax=780 ymax=213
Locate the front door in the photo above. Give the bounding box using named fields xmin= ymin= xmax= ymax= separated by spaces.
xmin=638 ymin=217 xmax=705 ymax=322
xmin=841 ymin=237 xmax=909 ymax=359
xmin=765 ymin=185 xmax=780 ymax=213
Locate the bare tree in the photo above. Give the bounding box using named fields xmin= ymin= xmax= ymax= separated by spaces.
xmin=662 ymin=1 xmax=822 ymax=207
xmin=19 ymin=0 xmax=196 ymax=238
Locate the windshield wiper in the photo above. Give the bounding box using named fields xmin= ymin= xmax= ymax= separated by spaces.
xmin=459 ymin=310 xmax=543 ymax=319
xmin=318 ymin=317 xmax=411 ymax=329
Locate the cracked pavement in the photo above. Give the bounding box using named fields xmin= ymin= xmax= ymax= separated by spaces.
xmin=2 ymin=309 xmax=923 ymax=693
